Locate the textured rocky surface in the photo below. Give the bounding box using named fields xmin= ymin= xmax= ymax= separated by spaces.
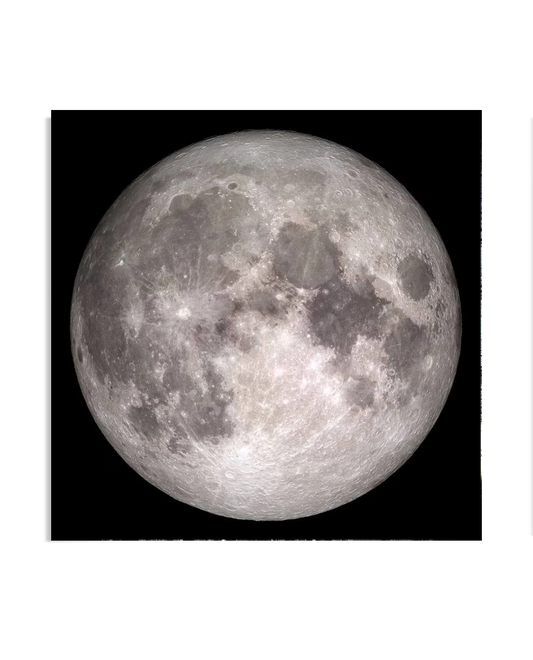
xmin=71 ymin=130 xmax=461 ymax=520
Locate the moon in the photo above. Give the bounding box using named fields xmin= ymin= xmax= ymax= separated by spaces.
xmin=70 ymin=130 xmax=461 ymax=521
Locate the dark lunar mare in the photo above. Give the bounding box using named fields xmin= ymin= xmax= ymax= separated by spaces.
xmin=382 ymin=311 xmax=430 ymax=400
xmin=306 ymin=274 xmax=390 ymax=357
xmin=273 ymin=222 xmax=337 ymax=289
xmin=303 ymin=271 xmax=433 ymax=406
xmin=345 ymin=377 xmax=376 ymax=409
xmin=397 ymin=254 xmax=434 ymax=301
xmin=141 ymin=188 xmax=243 ymax=289
xmin=269 ymin=218 xmax=435 ymax=406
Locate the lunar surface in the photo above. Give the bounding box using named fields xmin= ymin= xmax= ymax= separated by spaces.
xmin=71 ymin=130 xmax=461 ymax=521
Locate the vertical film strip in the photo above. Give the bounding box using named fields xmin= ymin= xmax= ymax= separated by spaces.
xmin=481 ymin=139 xmax=485 ymax=510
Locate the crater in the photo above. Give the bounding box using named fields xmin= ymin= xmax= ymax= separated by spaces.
xmin=169 ymin=193 xmax=195 ymax=213
xmin=227 ymin=182 xmax=238 ymax=190
xmin=76 ymin=346 xmax=83 ymax=363
xmin=139 ymin=463 xmax=156 ymax=478
xmin=273 ymin=222 xmax=336 ymax=289
xmin=397 ymin=254 xmax=434 ymax=301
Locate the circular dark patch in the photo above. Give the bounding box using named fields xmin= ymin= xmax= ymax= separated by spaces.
xmin=397 ymin=254 xmax=434 ymax=301
xmin=227 ymin=182 xmax=238 ymax=190
xmin=77 ymin=346 xmax=83 ymax=363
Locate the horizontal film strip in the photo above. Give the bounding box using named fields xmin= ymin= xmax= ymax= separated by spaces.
xmin=102 ymin=539 xmax=438 ymax=543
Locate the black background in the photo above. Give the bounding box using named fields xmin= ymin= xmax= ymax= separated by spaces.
xmin=52 ymin=110 xmax=481 ymax=541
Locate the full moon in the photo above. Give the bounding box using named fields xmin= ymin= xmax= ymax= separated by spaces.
xmin=71 ymin=130 xmax=461 ymax=521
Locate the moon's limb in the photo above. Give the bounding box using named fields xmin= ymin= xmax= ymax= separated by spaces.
xmin=71 ymin=130 xmax=461 ymax=521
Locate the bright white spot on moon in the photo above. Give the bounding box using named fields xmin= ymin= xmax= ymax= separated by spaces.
xmin=308 ymin=359 xmax=321 ymax=371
